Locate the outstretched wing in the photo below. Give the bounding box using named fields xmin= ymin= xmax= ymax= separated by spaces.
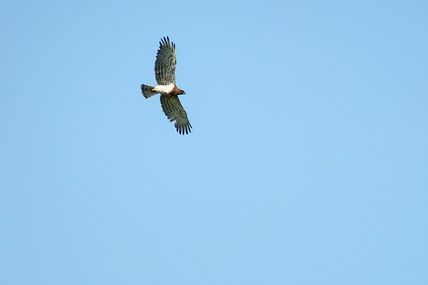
xmin=155 ymin=37 xmax=176 ymax=85
xmin=160 ymin=95 xmax=192 ymax=135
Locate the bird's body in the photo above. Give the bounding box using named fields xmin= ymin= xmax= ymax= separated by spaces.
xmin=153 ymin=83 xmax=175 ymax=94
xmin=140 ymin=37 xmax=191 ymax=135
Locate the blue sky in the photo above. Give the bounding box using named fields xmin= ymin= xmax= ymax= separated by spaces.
xmin=1 ymin=0 xmax=427 ymax=284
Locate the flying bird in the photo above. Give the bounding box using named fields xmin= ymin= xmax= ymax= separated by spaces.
xmin=141 ymin=37 xmax=192 ymax=135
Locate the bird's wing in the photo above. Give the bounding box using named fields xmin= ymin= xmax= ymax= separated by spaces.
xmin=155 ymin=37 xmax=176 ymax=85
xmin=160 ymin=95 xmax=192 ymax=135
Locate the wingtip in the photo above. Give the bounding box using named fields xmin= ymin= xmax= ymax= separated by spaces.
xmin=159 ymin=36 xmax=175 ymax=49
xmin=175 ymin=123 xmax=192 ymax=135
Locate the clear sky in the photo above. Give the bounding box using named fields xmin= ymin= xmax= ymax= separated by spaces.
xmin=1 ymin=0 xmax=427 ymax=284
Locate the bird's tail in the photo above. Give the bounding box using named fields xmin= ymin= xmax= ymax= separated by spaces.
xmin=141 ymin=84 xmax=158 ymax=98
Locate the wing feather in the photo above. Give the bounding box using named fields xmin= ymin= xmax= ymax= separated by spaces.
xmin=160 ymin=95 xmax=192 ymax=135
xmin=155 ymin=36 xmax=176 ymax=85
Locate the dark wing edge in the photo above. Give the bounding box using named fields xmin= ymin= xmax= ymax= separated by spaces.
xmin=154 ymin=36 xmax=177 ymax=85
xmin=160 ymin=95 xmax=192 ymax=135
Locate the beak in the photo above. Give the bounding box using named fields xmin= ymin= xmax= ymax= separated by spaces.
xmin=181 ymin=90 xmax=186 ymax=95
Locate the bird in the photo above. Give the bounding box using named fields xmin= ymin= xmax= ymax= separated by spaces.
xmin=141 ymin=36 xmax=192 ymax=135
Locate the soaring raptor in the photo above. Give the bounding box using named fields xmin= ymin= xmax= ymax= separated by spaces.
xmin=141 ymin=37 xmax=192 ymax=135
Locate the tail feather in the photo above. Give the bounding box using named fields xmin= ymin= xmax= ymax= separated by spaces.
xmin=141 ymin=84 xmax=158 ymax=98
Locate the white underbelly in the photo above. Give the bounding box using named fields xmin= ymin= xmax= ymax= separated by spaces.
xmin=153 ymin=83 xmax=174 ymax=94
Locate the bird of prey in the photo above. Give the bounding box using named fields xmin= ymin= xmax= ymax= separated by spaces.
xmin=141 ymin=37 xmax=192 ymax=135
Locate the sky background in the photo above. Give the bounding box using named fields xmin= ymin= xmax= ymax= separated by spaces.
xmin=1 ymin=0 xmax=427 ymax=284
